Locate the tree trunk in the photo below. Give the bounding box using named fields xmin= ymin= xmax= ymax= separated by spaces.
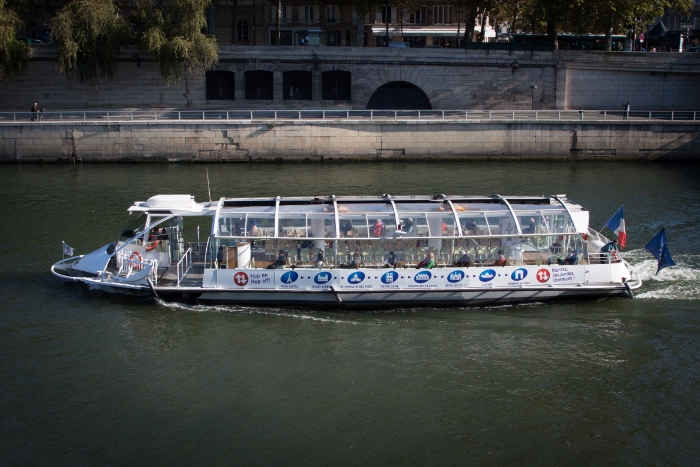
xmin=546 ymin=20 xmax=558 ymax=51
xmin=184 ymin=65 xmax=191 ymax=106
xmin=603 ymin=10 xmax=615 ymax=51
xmin=456 ymin=0 xmax=461 ymax=48
xmin=355 ymin=10 xmax=366 ymax=46
xmin=276 ymin=0 xmax=281 ymax=45
xmin=478 ymin=10 xmax=489 ymax=43
xmin=385 ymin=4 xmax=389 ymax=46
xmin=463 ymin=4 xmax=477 ymax=44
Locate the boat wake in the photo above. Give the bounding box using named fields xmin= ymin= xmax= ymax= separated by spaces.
xmin=622 ymin=249 xmax=700 ymax=300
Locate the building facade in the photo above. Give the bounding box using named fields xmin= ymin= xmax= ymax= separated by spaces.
xmin=208 ymin=0 xmax=493 ymax=48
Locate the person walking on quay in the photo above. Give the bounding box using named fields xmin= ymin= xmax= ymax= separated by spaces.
xmin=623 ymin=102 xmax=630 ymax=120
xmin=30 ymin=102 xmax=38 ymax=121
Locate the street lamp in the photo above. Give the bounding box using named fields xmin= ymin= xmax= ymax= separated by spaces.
xmin=530 ymin=85 xmax=537 ymax=110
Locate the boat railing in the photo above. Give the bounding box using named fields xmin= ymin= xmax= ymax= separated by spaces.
xmin=588 ymin=252 xmax=621 ymax=264
xmin=176 ymin=247 xmax=193 ymax=287
xmin=116 ymin=252 xmax=159 ymax=280
xmin=587 ymin=228 xmax=611 ymax=245
xmin=3 ymin=109 xmax=698 ymax=123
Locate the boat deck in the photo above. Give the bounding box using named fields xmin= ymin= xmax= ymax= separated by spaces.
xmin=157 ymin=265 xmax=205 ymax=288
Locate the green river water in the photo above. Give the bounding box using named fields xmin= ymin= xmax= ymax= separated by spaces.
xmin=1 ymin=161 xmax=700 ymax=465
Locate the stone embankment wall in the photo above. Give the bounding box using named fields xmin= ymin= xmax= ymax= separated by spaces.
xmin=1 ymin=120 xmax=698 ymax=162
xmin=0 ymin=47 xmax=698 ymax=110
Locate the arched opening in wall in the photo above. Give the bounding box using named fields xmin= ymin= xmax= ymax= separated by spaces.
xmin=245 ymin=71 xmax=273 ymax=100
xmin=283 ymin=71 xmax=312 ymax=100
xmin=366 ymin=81 xmax=432 ymax=110
xmin=206 ymin=71 xmax=235 ymax=100
xmin=322 ymin=71 xmax=351 ymax=100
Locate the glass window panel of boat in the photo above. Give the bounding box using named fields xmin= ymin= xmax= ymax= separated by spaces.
xmin=367 ymin=215 xmax=397 ymax=238
xmin=244 ymin=213 xmax=275 ymax=237
xmin=119 ymin=213 xmax=148 ymax=242
xmin=453 ymin=204 xmax=509 ymax=236
xmin=486 ymin=212 xmax=519 ymax=236
xmin=338 ymin=214 xmax=369 ymax=238
xmin=218 ymin=215 xmax=246 ymax=237
xmin=278 ymin=214 xmax=308 ymax=238
xmin=426 ymin=213 xmax=457 ymax=236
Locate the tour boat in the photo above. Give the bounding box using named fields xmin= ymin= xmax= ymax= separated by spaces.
xmin=51 ymin=193 xmax=642 ymax=308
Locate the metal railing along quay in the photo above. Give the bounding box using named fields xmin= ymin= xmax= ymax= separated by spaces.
xmin=2 ymin=109 xmax=698 ymax=123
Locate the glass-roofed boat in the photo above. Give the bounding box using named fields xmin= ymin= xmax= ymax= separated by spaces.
xmin=51 ymin=193 xmax=642 ymax=308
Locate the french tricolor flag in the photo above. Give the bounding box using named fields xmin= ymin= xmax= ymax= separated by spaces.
xmin=605 ymin=206 xmax=627 ymax=249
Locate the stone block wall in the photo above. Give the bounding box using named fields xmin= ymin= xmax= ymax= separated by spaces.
xmin=1 ymin=120 xmax=698 ymax=162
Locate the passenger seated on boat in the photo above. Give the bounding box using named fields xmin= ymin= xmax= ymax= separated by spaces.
xmin=371 ymin=219 xmax=384 ymax=237
xmin=550 ymin=241 xmax=562 ymax=255
xmin=348 ymin=248 xmax=361 ymax=269
xmin=492 ymin=250 xmax=507 ymax=267
xmin=523 ymin=218 xmax=536 ymax=234
xmin=249 ymin=220 xmax=260 ymax=236
xmin=416 ymin=252 xmax=435 ymax=269
xmin=462 ymin=218 xmax=477 ymax=234
xmin=273 ymin=250 xmax=287 ymax=268
xmin=316 ymin=249 xmax=324 ymax=269
xmin=340 ymin=220 xmax=353 ymax=237
xmin=403 ymin=218 xmax=415 ymax=234
xmin=558 ymin=248 xmax=579 ymax=265
xmin=454 ymin=250 xmax=474 ymax=267
xmin=384 ymin=251 xmax=397 ymax=269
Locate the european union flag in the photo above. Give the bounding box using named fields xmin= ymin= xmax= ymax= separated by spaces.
xmin=644 ymin=228 xmax=675 ymax=274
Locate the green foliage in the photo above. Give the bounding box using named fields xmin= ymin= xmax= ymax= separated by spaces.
xmin=0 ymin=0 xmax=30 ymax=77
xmin=134 ymin=0 xmax=219 ymax=84
xmin=49 ymin=0 xmax=131 ymax=83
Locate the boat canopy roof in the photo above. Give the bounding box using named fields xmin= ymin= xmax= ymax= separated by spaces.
xmin=210 ymin=194 xmax=589 ymax=239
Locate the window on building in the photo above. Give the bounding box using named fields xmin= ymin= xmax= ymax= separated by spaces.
xmin=206 ymin=71 xmax=235 ymax=100
xmin=245 ymin=71 xmax=273 ymax=100
xmin=237 ymin=20 xmax=249 ymax=42
xmin=326 ymin=30 xmax=341 ymax=46
xmin=381 ymin=5 xmax=391 ymax=24
xmin=346 ymin=30 xmax=351 ymax=46
xmin=281 ymin=5 xmax=290 ymax=24
xmin=433 ymin=5 xmax=453 ymax=24
xmin=283 ymin=70 xmax=312 ymax=100
xmin=301 ymin=5 xmax=317 ymax=24
xmin=408 ymin=6 xmax=427 ymax=24
xmin=322 ymin=71 xmax=351 ymax=100
xmin=326 ymin=5 xmax=338 ymax=23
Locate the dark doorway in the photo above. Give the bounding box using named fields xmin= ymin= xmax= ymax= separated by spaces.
xmin=283 ymin=70 xmax=312 ymax=100
xmin=206 ymin=71 xmax=235 ymax=100
xmin=366 ymin=81 xmax=431 ymax=110
xmin=245 ymin=70 xmax=273 ymax=100
xmin=322 ymin=71 xmax=351 ymax=100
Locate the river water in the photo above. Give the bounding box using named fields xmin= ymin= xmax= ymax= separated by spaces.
xmin=2 ymin=161 xmax=700 ymax=465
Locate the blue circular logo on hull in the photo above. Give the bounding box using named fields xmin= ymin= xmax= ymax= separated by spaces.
xmin=447 ymin=270 xmax=465 ymax=283
xmin=281 ymin=271 xmax=299 ymax=284
xmin=414 ymin=271 xmax=432 ymax=283
xmin=479 ymin=269 xmax=496 ymax=282
xmin=511 ymin=268 xmax=528 ymax=281
xmin=381 ymin=271 xmax=399 ymax=284
xmin=314 ymin=272 xmax=332 ymax=284
xmin=347 ymin=271 xmax=366 ymax=284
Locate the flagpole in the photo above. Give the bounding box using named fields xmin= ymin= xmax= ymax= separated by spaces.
xmin=62 ymin=241 xmax=65 ymax=260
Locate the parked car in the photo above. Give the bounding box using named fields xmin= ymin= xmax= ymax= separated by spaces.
xmin=388 ymin=41 xmax=411 ymax=48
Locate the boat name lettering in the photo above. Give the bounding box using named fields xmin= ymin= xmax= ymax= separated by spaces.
xmin=249 ymin=272 xmax=272 ymax=285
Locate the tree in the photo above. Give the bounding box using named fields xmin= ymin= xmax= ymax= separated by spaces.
xmin=353 ymin=0 xmax=374 ymax=46
xmin=49 ymin=0 xmax=130 ymax=83
xmin=134 ymin=0 xmax=219 ymax=105
xmin=0 ymin=0 xmax=30 ymax=77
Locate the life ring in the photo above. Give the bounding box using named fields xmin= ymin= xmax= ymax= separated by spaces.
xmin=129 ymin=251 xmax=144 ymax=271
xmin=145 ymin=234 xmax=159 ymax=252
xmin=581 ymin=233 xmax=588 ymax=241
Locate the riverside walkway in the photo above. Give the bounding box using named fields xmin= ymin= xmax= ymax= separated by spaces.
xmin=2 ymin=108 xmax=698 ymax=124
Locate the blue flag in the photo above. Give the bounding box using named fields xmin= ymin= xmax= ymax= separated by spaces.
xmin=644 ymin=228 xmax=675 ymax=274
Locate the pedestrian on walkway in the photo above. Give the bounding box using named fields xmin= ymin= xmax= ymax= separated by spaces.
xmin=623 ymin=102 xmax=630 ymax=120
xmin=30 ymin=102 xmax=38 ymax=121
